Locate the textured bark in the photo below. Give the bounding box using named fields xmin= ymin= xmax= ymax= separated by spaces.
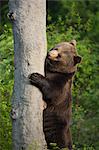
xmin=9 ymin=0 xmax=47 ymax=149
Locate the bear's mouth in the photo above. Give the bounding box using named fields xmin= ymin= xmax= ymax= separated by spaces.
xmin=46 ymin=58 xmax=53 ymax=66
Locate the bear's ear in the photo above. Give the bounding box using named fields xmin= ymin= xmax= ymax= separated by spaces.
xmin=70 ymin=40 xmax=76 ymax=47
xmin=74 ymin=55 xmax=82 ymax=65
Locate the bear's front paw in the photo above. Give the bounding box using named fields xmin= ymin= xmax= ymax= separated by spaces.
xmin=29 ymin=73 xmax=39 ymax=81
xmin=28 ymin=73 xmax=44 ymax=85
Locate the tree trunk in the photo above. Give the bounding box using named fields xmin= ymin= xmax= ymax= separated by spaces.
xmin=9 ymin=0 xmax=47 ymax=149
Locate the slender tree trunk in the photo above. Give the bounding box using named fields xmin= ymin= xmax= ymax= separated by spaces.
xmin=9 ymin=0 xmax=47 ymax=149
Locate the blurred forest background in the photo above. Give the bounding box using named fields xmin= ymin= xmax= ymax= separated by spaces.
xmin=0 ymin=0 xmax=99 ymax=150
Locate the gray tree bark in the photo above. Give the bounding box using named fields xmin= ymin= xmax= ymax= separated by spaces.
xmin=9 ymin=0 xmax=47 ymax=150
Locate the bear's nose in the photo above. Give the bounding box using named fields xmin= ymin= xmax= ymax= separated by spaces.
xmin=48 ymin=50 xmax=58 ymax=59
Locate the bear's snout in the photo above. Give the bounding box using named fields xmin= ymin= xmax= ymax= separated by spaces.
xmin=48 ymin=50 xmax=58 ymax=59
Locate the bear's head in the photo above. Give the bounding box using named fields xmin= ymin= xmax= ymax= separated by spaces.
xmin=46 ymin=40 xmax=81 ymax=74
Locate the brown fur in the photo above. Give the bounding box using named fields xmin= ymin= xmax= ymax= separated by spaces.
xmin=29 ymin=40 xmax=81 ymax=149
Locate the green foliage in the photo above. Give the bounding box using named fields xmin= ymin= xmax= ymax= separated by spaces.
xmin=49 ymin=143 xmax=60 ymax=150
xmin=0 ymin=24 xmax=14 ymax=150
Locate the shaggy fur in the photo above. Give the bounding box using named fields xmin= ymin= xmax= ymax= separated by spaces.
xmin=29 ymin=40 xmax=81 ymax=150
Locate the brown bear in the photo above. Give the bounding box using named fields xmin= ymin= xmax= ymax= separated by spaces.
xmin=29 ymin=40 xmax=81 ymax=150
